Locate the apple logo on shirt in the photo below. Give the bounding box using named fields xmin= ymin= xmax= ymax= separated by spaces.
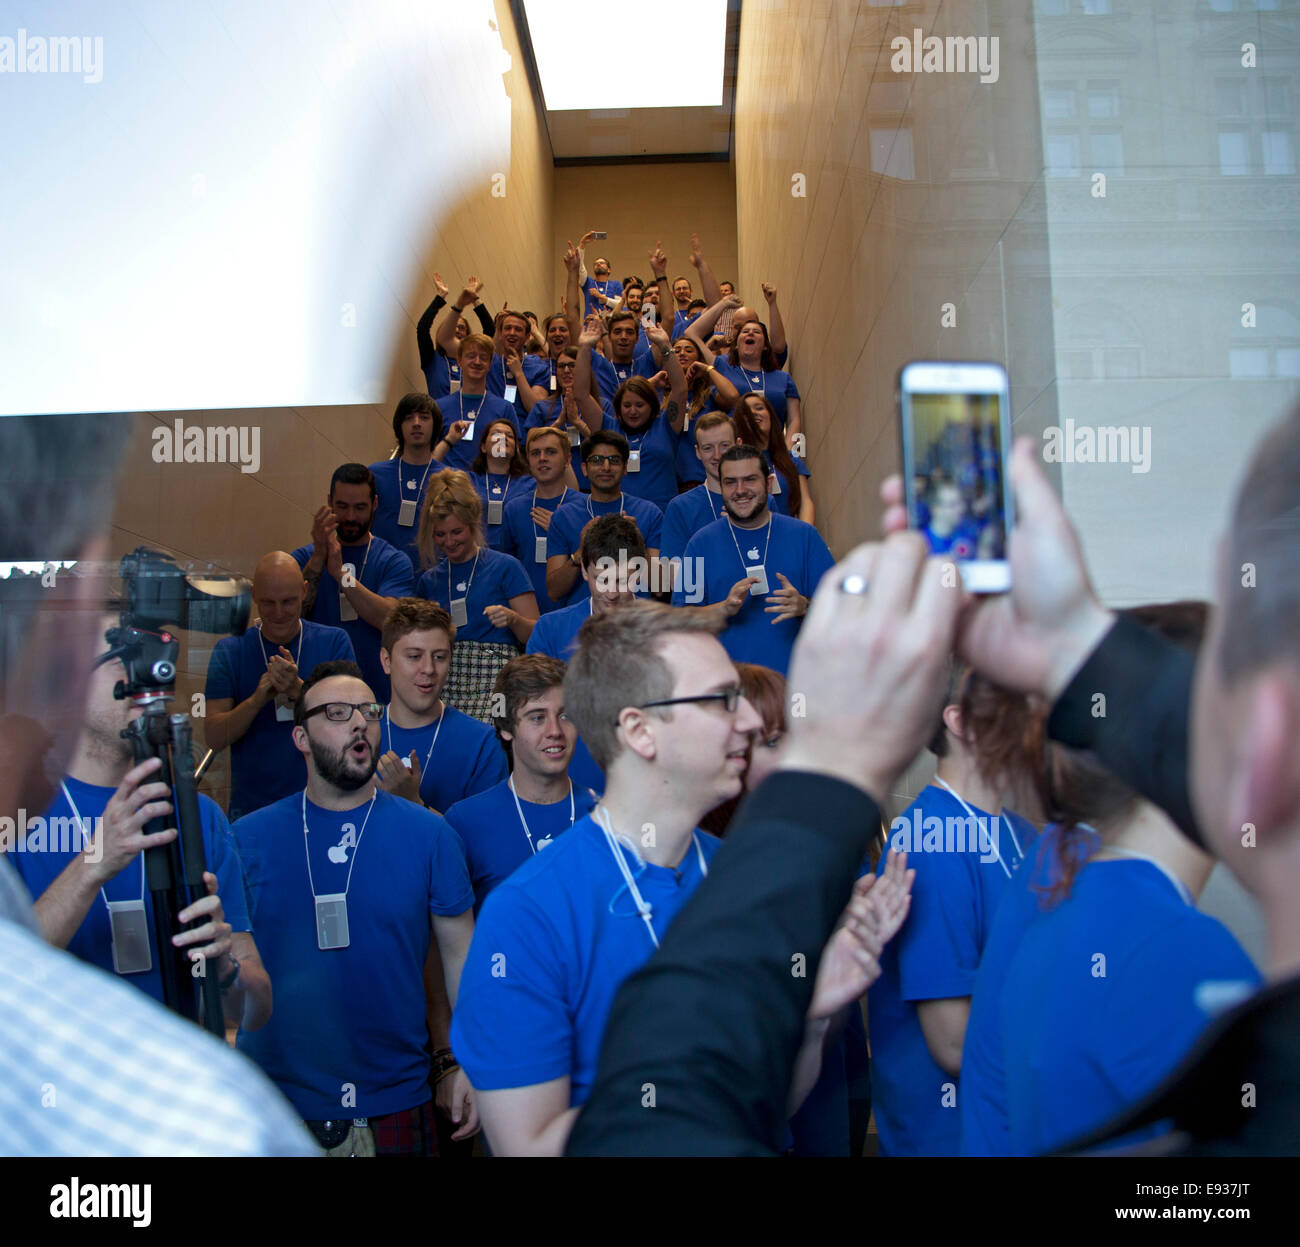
xmin=537 ymin=836 xmax=554 ymax=850
xmin=747 ymin=547 xmax=760 ymax=560
xmin=328 ymin=824 xmax=357 ymax=864
xmin=456 ymin=581 xmax=467 ymax=592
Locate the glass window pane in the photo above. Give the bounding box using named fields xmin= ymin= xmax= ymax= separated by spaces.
xmin=1087 ymin=84 xmax=1119 ymax=118
xmin=1063 ymin=351 xmax=1095 ymax=380
xmin=1216 ymin=79 xmax=1245 ymax=116
xmin=871 ymin=127 xmax=914 ymax=179
xmin=1091 ymin=132 xmax=1124 ymax=172
xmin=1208 ymin=0 xmax=1235 ymax=12
xmin=1044 ymin=87 xmax=1076 ymax=119
xmin=1228 ymin=348 xmax=1269 ymax=378
xmin=1047 ymin=134 xmax=1080 ymax=177
xmin=1081 ymin=0 xmax=1112 ymax=13
xmin=1103 ymin=348 xmax=1142 ymax=379
xmin=1276 ymin=349 xmax=1300 ymax=379
xmin=1263 ymin=77 xmax=1289 ymax=116
xmin=1219 ymin=131 xmax=1250 ymax=176
xmin=1262 ymin=131 xmax=1295 ymax=176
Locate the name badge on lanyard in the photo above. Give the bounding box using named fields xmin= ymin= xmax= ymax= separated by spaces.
xmin=274 ymin=692 xmax=294 ymax=722
xmin=448 ymin=378 xmax=461 ymax=394
xmin=504 ymin=384 xmax=518 ymax=405
xmin=398 ymin=497 xmax=419 ymax=527
xmin=107 ymin=899 xmax=152 ymax=975
xmin=568 ymin=426 xmax=581 ymax=447
xmin=451 ymin=596 xmax=469 ymax=628
xmin=626 ymin=449 xmax=641 ymax=473
xmin=487 ymin=485 xmax=504 ymax=526
xmin=316 ymin=893 xmax=350 ymax=951
xmin=339 ymin=587 xmax=357 ymax=621
xmin=549 ymin=371 xmax=557 ymax=392
xmin=747 ymin=564 xmax=769 ymax=596
xmin=768 ymin=471 xmax=781 ymax=496
xmin=535 ymin=536 xmax=548 ymax=563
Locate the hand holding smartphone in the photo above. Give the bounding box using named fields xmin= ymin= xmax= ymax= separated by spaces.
xmin=898 ymin=360 xmax=1013 ymax=594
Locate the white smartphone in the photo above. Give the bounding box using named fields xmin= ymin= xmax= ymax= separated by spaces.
xmin=898 ymin=360 xmax=1013 ymax=594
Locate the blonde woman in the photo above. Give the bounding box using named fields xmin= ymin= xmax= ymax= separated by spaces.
xmin=416 ymin=470 xmax=538 ymax=722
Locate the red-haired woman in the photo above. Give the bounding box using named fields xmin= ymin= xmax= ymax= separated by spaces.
xmin=732 ymin=393 xmax=815 ymax=525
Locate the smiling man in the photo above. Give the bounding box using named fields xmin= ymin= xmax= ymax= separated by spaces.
xmin=369 ymin=393 xmax=444 ymax=569
xmin=450 ymin=603 xmax=762 ymax=1154
xmin=372 ymin=599 xmax=507 ymax=817
xmin=232 ymin=660 xmax=477 ymax=1156
xmin=674 ymin=445 xmax=834 ymax=676
xmin=444 ymin=655 xmax=597 ymax=914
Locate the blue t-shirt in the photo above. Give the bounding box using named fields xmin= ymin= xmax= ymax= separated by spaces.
xmin=661 ymin=483 xmax=727 ymax=564
xmin=547 ymin=493 xmax=664 ymax=608
xmin=17 ymin=779 xmax=250 ymax=1005
xmin=434 ymin=392 xmax=518 ymax=473
xmin=601 ymin=410 xmax=681 ymax=514
xmin=471 ymin=470 xmax=528 ymax=551
xmin=204 ymin=622 xmax=356 ymax=821
xmin=379 ymin=703 xmax=508 ymax=814
xmin=445 ymin=779 xmax=598 ymax=913
xmin=582 ymin=275 xmax=624 ymax=318
xmin=924 ymin=521 xmax=981 ymax=559
xmin=672 ymin=309 xmax=702 ymax=338
xmin=962 ymin=847 xmax=1260 ymax=1157
xmin=368 ymin=457 xmax=444 ymax=569
xmin=487 ymin=354 xmax=551 ymax=425
xmin=674 ymin=513 xmax=834 ymax=676
xmin=500 ymin=486 xmax=575 ymax=614
xmin=592 ymin=350 xmax=658 ymax=409
xmin=233 ymin=789 xmax=473 ymax=1119
xmin=713 ymin=361 xmax=800 ymax=431
xmin=290 ymin=536 xmax=414 ymax=703
xmin=452 ymin=817 xmax=720 ymax=1105
xmin=415 ymin=548 xmax=535 ymax=647
xmin=422 ymin=348 xmax=462 ymax=400
xmin=765 ymin=453 xmax=812 ymax=518
xmin=867 ymin=784 xmax=1037 ymax=1157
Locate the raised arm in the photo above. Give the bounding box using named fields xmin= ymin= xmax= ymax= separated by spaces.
xmin=685 ymin=294 xmax=744 ymax=366
xmin=646 ymin=324 xmax=687 ymax=434
xmin=416 ymin=272 xmax=450 ymax=371
xmin=690 ymin=232 xmax=724 ymax=308
xmin=563 ymin=241 xmax=582 ymax=344
xmin=573 ymin=316 xmax=606 ymax=425
xmin=437 ymin=278 xmax=483 ymax=356
xmin=761 ymin=282 xmax=788 ymax=359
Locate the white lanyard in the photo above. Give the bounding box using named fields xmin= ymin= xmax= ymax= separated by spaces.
xmin=531 ymin=485 xmax=567 ymax=538
xmin=443 ymin=549 xmax=481 ymax=598
xmin=595 ymin=805 xmax=708 ymax=951
xmin=342 ymin=535 xmax=373 ymax=584
xmin=302 ymin=789 xmax=375 ymax=902
xmin=933 ymin=776 xmax=1023 ymax=880
xmin=726 ymin=513 xmax=773 ymax=574
xmin=1095 ymin=846 xmax=1193 ymax=907
xmin=742 ymin=367 xmax=767 ymax=395
xmin=587 ymin=492 xmax=626 ymax=520
xmin=403 ymin=457 xmax=437 ymax=500
xmin=509 ymin=775 xmax=575 ymax=855
xmin=484 ymin=471 xmax=513 ymax=508
xmin=62 ymin=781 xmax=144 ymax=908
xmin=384 ymin=706 xmax=445 ymax=775
xmin=256 ymin=623 xmax=303 ymax=670
xmin=702 ymin=484 xmax=723 ymax=520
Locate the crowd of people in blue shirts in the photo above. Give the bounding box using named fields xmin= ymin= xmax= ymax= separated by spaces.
xmin=8 ymin=231 xmax=1262 ymax=1159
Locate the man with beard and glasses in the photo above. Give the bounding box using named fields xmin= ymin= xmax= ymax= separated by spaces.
xmin=673 ymin=446 xmax=834 ymax=677
xmin=232 ymin=661 xmax=477 ymax=1156
xmin=293 ymin=463 xmax=415 ymax=704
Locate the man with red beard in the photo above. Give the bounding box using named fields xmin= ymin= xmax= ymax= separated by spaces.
xmin=232 ymin=660 xmax=477 ymax=1156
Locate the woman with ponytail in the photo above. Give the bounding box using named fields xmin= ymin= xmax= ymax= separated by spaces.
xmin=732 ymin=394 xmax=815 ymax=525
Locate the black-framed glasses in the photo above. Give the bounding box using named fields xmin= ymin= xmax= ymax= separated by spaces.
xmin=301 ymin=701 xmax=383 ymax=724
xmin=636 ymin=686 xmax=742 ymax=715
xmin=585 ymin=453 xmax=624 ymax=466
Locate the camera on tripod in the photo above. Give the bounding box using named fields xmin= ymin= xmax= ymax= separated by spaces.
xmin=103 ymin=548 xmax=251 ymax=1033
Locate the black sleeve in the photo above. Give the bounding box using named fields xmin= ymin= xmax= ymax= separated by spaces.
xmin=473 ymin=303 xmax=494 ymax=336
xmin=566 ymin=771 xmax=879 ymax=1156
xmin=416 ymin=294 xmax=446 ymax=372
xmin=1047 ymin=613 xmax=1202 ymax=847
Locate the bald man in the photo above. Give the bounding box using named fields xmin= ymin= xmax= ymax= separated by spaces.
xmin=205 ymin=551 xmax=356 ymax=820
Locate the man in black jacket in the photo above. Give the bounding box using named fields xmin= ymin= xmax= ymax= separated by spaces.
xmin=568 ymin=405 xmax=1300 ymax=1157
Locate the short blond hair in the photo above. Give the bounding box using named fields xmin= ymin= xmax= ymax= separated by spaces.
xmin=417 ymin=469 xmax=483 ymax=569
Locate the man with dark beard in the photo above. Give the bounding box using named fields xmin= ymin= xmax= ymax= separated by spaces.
xmin=231 ymin=661 xmax=477 ymax=1156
